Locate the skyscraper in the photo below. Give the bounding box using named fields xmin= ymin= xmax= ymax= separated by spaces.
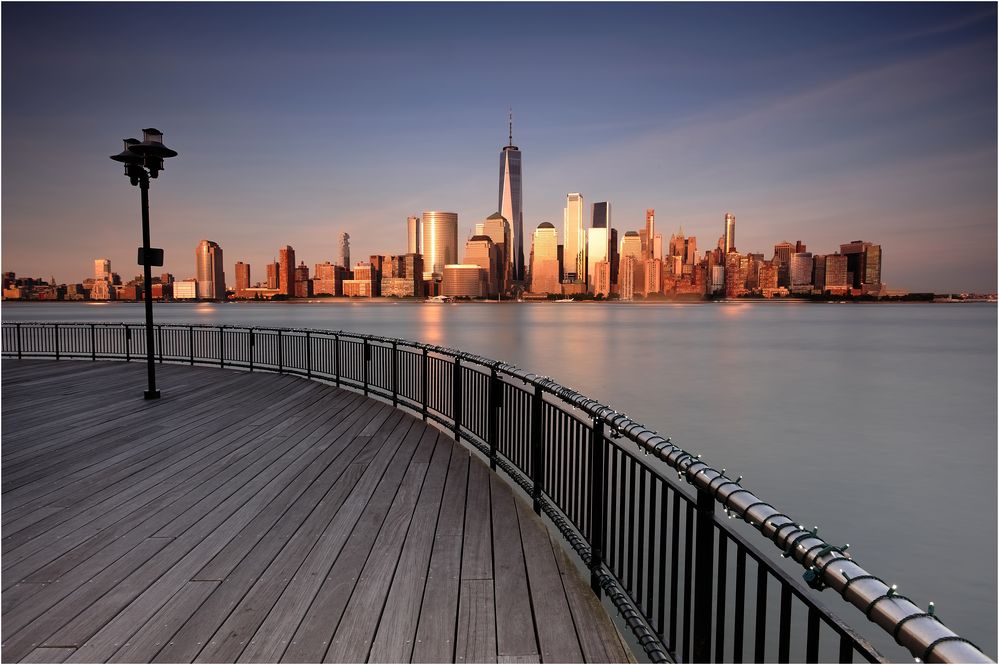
xmin=279 ymin=245 xmax=295 ymax=297
xmin=195 ymin=240 xmax=226 ymax=300
xmin=724 ymin=212 xmax=736 ymax=253
xmin=587 ymin=202 xmax=611 ymax=292
xmin=644 ymin=209 xmax=655 ymax=259
xmin=422 ymin=211 xmax=458 ymax=277
xmin=338 ymin=233 xmax=351 ymax=269
xmin=840 ymin=240 xmax=883 ymax=291
xmin=235 ymin=262 xmax=250 ymax=292
xmin=407 ymin=216 xmax=422 ymax=255
xmin=94 ymin=258 xmax=111 ymax=282
xmin=529 ymin=222 xmax=560 ymax=294
xmin=498 ymin=111 xmax=525 ymax=282
xmin=464 ymin=235 xmax=501 ymax=297
xmin=266 ymin=261 xmax=280 ymax=290
xmin=482 ymin=212 xmax=511 ymax=293
xmin=563 ymin=193 xmax=585 ymax=282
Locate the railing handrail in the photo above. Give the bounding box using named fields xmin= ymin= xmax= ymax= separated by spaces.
xmin=2 ymin=320 xmax=991 ymax=664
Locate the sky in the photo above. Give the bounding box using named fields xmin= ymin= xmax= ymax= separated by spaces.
xmin=2 ymin=2 xmax=996 ymax=293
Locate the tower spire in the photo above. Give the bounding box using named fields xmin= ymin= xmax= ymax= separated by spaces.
xmin=508 ymin=108 xmax=513 ymax=146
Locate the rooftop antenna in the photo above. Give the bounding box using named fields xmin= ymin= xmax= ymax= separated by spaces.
xmin=508 ymin=107 xmax=513 ymax=146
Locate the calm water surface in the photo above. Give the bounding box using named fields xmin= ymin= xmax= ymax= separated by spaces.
xmin=3 ymin=300 xmax=996 ymax=656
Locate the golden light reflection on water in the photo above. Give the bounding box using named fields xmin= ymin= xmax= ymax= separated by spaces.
xmin=417 ymin=301 xmax=447 ymax=346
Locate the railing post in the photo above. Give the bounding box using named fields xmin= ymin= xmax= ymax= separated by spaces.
xmin=589 ymin=416 xmax=606 ymax=597
xmin=277 ymin=329 xmax=283 ymax=372
xmin=124 ymin=324 xmax=131 ymax=362
xmin=219 ymin=327 xmax=225 ymax=368
xmin=54 ymin=323 xmax=60 ymax=360
xmin=158 ymin=326 xmax=163 ymax=364
xmin=530 ymin=385 xmax=544 ymax=514
xmin=391 ymin=341 xmax=398 ymax=407
xmin=90 ymin=323 xmax=96 ymax=361
xmin=363 ymin=339 xmax=370 ymax=396
xmin=333 ymin=333 xmax=340 ymax=387
xmin=452 ymin=356 xmax=461 ymax=441
xmin=16 ymin=322 xmax=22 ymax=359
xmin=306 ymin=331 xmax=312 ymax=379
xmin=421 ymin=348 xmax=428 ymax=421
xmin=248 ymin=328 xmax=254 ymax=372
xmin=487 ymin=368 xmax=500 ymax=471
xmin=692 ymin=486 xmax=716 ymax=663
xmin=188 ymin=326 xmax=194 ymax=365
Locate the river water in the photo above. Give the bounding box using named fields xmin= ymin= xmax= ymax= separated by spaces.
xmin=3 ymin=300 xmax=996 ymax=657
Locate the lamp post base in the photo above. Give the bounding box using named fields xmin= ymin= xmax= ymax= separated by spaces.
xmin=144 ymin=390 xmax=161 ymax=400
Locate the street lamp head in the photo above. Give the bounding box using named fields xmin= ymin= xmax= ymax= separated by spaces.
xmin=129 ymin=128 xmax=178 ymax=178
xmin=110 ymin=138 xmax=143 ymax=165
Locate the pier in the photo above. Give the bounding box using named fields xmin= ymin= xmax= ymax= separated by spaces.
xmin=1 ymin=322 xmax=992 ymax=664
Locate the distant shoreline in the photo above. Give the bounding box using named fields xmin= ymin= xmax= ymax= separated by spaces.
xmin=4 ymin=297 xmax=995 ymax=305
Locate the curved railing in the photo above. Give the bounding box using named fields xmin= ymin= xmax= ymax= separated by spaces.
xmin=2 ymin=321 xmax=991 ymax=664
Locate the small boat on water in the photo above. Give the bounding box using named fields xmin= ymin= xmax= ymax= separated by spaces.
xmin=426 ymin=295 xmax=454 ymax=303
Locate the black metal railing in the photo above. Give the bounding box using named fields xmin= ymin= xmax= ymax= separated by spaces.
xmin=2 ymin=322 xmax=991 ymax=664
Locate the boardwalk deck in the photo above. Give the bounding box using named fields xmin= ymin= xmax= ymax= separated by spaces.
xmin=1 ymin=360 xmax=632 ymax=664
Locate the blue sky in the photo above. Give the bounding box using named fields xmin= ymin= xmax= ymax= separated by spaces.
xmin=2 ymin=3 xmax=996 ymax=292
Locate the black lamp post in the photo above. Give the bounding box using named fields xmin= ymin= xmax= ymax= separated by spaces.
xmin=110 ymin=128 xmax=178 ymax=399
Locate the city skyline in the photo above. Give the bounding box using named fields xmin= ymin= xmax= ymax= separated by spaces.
xmin=1 ymin=3 xmax=996 ymax=292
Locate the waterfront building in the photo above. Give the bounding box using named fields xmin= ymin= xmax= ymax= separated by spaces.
xmin=563 ymin=193 xmax=585 ymax=282
xmin=645 ymin=258 xmax=663 ymax=295
xmin=482 ymin=212 xmax=511 ymax=293
xmin=295 ymin=261 xmax=312 ymax=298
xmin=620 ymin=230 xmax=642 ymax=261
xmin=498 ymin=112 xmax=525 ymax=281
xmin=266 ymin=261 xmax=280 ymax=290
xmin=338 ymin=233 xmax=350 ymax=269
xmin=341 ymin=279 xmax=371 ymax=297
xmin=529 ymin=222 xmax=560 ymax=295
xmin=464 ymin=235 xmax=501 ymax=297
xmin=422 ymin=211 xmax=458 ymax=278
xmin=313 ymin=261 xmax=345 ymax=296
xmin=790 ymin=252 xmax=814 ymax=292
xmin=652 ymin=233 xmax=664 ymax=262
xmin=90 ymin=279 xmax=116 ymax=301
xmin=724 ymin=252 xmax=747 ymax=297
xmin=619 ymin=256 xmax=637 ymax=301
xmin=820 ymin=254 xmax=850 ymax=294
xmin=173 ymin=279 xmax=197 ymax=300
xmin=609 ymin=228 xmax=619 ymax=287
xmin=443 ymin=264 xmax=486 ymax=298
xmin=94 ymin=258 xmax=111 ymax=282
xmin=382 ymin=252 xmax=424 ymax=298
xmin=235 ymin=262 xmax=250 ymax=294
xmin=759 ymin=261 xmax=780 ymax=297
xmin=587 ymin=202 xmax=611 ymax=292
xmin=196 ymin=240 xmax=226 ymax=300
xmin=724 ymin=212 xmax=736 ymax=254
xmin=773 ymin=241 xmax=795 ymax=287
xmin=840 ymin=240 xmax=883 ymax=292
xmin=407 ymin=216 xmax=421 ymax=255
xmin=619 ymin=230 xmax=644 ymax=294
xmin=710 ymin=264 xmax=725 ymax=295
xmin=279 ymin=246 xmax=296 ymax=297
xmin=592 ymin=260 xmax=612 ymax=298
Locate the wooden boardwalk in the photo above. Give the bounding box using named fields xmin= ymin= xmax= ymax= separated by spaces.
xmin=1 ymin=360 xmax=631 ymax=664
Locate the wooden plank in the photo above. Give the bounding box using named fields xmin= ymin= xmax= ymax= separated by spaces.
xmin=410 ymin=447 xmax=470 ymax=664
xmin=2 ymin=538 xmax=171 ymax=662
xmin=516 ymin=499 xmax=583 ymax=663
xmin=278 ymin=423 xmax=434 ymax=664
xmin=461 ymin=457 xmax=493 ymax=580
xmin=354 ymin=434 xmax=454 ymax=663
xmin=498 ymin=656 xmax=541 ymax=664
xmin=490 ymin=473 xmax=538 ymax=660
xmin=18 ymin=647 xmax=76 ymax=663
xmin=551 ymin=538 xmax=632 ymax=663
xmin=158 ymin=413 xmax=419 ymax=664
xmin=455 ymin=579 xmax=497 ymax=664
xmin=2 ymin=581 xmax=45 ymax=615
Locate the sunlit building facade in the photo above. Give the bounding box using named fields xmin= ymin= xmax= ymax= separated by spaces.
xmin=422 ymin=211 xmax=458 ymax=278
xmin=724 ymin=212 xmax=736 ymax=254
xmin=840 ymin=240 xmax=882 ymax=291
xmin=499 ymin=118 xmax=525 ymax=282
xmin=563 ymin=193 xmax=585 ymax=282
xmin=407 ymin=216 xmax=421 ymax=255
xmin=94 ymin=258 xmax=111 ymax=282
xmin=592 ymin=260 xmax=612 ymax=298
xmin=587 ymin=202 xmax=611 ymax=292
xmin=279 ymin=245 xmax=295 ymax=296
xmin=337 ymin=233 xmax=350 ymax=269
xmin=196 ymin=240 xmax=226 ymax=300
xmin=235 ymin=261 xmax=250 ymax=294
xmin=464 ymin=235 xmax=501 ymax=297
xmin=443 ymin=264 xmax=486 ymax=298
xmin=529 ymin=222 xmax=560 ymax=294
xmin=790 ymin=252 xmax=814 ymax=292
xmin=619 ymin=256 xmax=637 ymax=301
xmin=482 ymin=212 xmax=511 ymax=293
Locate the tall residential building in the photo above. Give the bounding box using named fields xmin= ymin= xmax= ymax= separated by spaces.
xmin=235 ymin=262 xmax=250 ymax=292
xmin=619 ymin=256 xmax=638 ymax=301
xmin=840 ymin=240 xmax=882 ymax=290
xmin=773 ymin=241 xmax=795 ymax=287
xmin=314 ymin=261 xmax=345 ymax=296
xmin=338 ymin=233 xmax=350 ymax=269
xmin=645 ymin=258 xmax=663 ymax=295
xmin=482 ymin=212 xmax=511 ymax=292
xmin=529 ymin=222 xmax=560 ymax=294
xmin=725 ymin=252 xmax=747 ymax=298
xmin=563 ymin=193 xmax=585 ymax=282
xmin=279 ymin=245 xmax=295 ymax=297
xmin=652 ymin=233 xmax=664 ymax=262
xmin=723 ymin=213 xmax=736 ymax=253
xmin=592 ymin=260 xmax=612 ymax=298
xmin=790 ymin=252 xmax=814 ymax=291
xmin=266 ymin=261 xmax=280 ymax=290
xmin=587 ymin=202 xmax=611 ymax=292
xmin=498 ymin=112 xmax=525 ymax=282
xmin=195 ymin=240 xmax=226 ymax=300
xmin=294 ymin=262 xmax=312 ymax=298
xmin=643 ymin=209 xmax=655 ymax=259
xmin=407 ymin=216 xmax=422 ymax=255
xmin=422 ymin=211 xmax=458 ymax=277
xmin=94 ymin=259 xmax=111 ymax=282
xmin=464 ymin=235 xmax=501 ymax=297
